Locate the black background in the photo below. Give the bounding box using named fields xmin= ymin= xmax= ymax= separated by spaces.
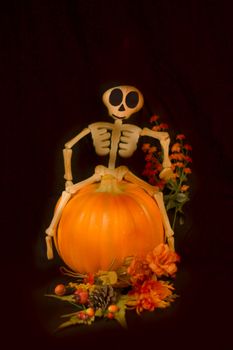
xmin=2 ymin=1 xmax=233 ymax=349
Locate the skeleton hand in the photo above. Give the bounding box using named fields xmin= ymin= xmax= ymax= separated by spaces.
xmin=159 ymin=167 xmax=174 ymax=181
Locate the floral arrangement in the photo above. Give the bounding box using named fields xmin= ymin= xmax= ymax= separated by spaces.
xmin=46 ymin=243 xmax=180 ymax=330
xmin=46 ymin=114 xmax=192 ymax=332
xmin=142 ymin=115 xmax=192 ymax=229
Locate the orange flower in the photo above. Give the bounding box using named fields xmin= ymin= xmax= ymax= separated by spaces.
xmin=176 ymin=134 xmax=186 ymax=140
xmin=146 ymin=243 xmax=180 ymax=277
xmin=148 ymin=146 xmax=157 ymax=153
xmin=142 ymin=143 xmax=151 ymax=152
xmin=128 ymin=279 xmax=174 ymax=314
xmin=184 ymin=167 xmax=192 ymax=174
xmin=127 ymin=257 xmax=152 ymax=283
xmin=150 ymin=115 xmax=160 ymax=123
xmin=170 ymin=153 xmax=184 ymax=161
xmin=175 ymin=162 xmax=185 ymax=168
xmin=152 ymin=125 xmax=161 ymax=131
xmin=171 ymin=143 xmax=181 ymax=152
xmin=180 ymin=185 xmax=190 ymax=192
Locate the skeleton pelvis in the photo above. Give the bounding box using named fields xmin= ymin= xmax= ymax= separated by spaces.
xmin=54 ymin=176 xmax=165 ymax=274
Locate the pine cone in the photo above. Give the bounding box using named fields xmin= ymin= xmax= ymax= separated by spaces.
xmin=89 ymin=285 xmax=117 ymax=310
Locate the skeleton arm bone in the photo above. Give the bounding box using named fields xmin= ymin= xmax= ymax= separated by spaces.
xmin=141 ymin=127 xmax=173 ymax=180
xmin=63 ymin=128 xmax=91 ymax=188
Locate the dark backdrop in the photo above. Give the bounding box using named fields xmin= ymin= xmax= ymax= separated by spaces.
xmin=3 ymin=1 xmax=233 ymax=349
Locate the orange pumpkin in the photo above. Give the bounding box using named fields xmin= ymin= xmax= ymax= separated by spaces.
xmin=54 ymin=175 xmax=164 ymax=273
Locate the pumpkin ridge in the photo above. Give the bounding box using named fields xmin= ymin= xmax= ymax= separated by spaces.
xmin=59 ymin=193 xmax=98 ymax=272
xmin=70 ymin=193 xmax=100 ymax=272
xmin=126 ymin=190 xmax=164 ymax=248
xmin=54 ymin=191 xmax=90 ymax=258
xmin=99 ymin=193 xmax=120 ymax=270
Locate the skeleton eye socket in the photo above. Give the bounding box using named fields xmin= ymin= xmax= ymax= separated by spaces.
xmin=109 ymin=88 xmax=123 ymax=106
xmin=126 ymin=91 xmax=139 ymax=109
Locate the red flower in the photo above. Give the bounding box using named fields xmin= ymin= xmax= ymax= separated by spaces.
xmin=176 ymin=134 xmax=186 ymax=140
xmin=170 ymin=153 xmax=184 ymax=161
xmin=148 ymin=146 xmax=157 ymax=153
xmin=180 ymin=185 xmax=190 ymax=192
xmin=184 ymin=167 xmax=192 ymax=174
xmin=171 ymin=143 xmax=181 ymax=153
xmin=159 ymin=123 xmax=169 ymax=130
xmin=183 ymin=144 xmax=192 ymax=151
xmin=183 ymin=155 xmax=193 ymax=163
xmin=150 ymin=115 xmax=160 ymax=123
xmin=175 ymin=162 xmax=185 ymax=168
xmin=145 ymin=153 xmax=153 ymax=161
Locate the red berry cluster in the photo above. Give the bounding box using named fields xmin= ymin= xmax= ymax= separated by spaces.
xmin=54 ymin=283 xmax=119 ymax=322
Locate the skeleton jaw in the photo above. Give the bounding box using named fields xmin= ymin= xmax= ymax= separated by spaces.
xmin=112 ymin=113 xmax=127 ymax=120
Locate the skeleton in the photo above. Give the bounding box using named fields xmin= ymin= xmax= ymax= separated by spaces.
xmin=45 ymin=85 xmax=175 ymax=260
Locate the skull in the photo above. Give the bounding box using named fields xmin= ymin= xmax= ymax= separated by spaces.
xmin=102 ymin=85 xmax=144 ymax=120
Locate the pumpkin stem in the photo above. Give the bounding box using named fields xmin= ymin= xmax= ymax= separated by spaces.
xmin=96 ymin=174 xmax=124 ymax=194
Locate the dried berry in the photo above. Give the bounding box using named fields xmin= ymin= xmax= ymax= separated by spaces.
xmin=86 ymin=307 xmax=95 ymax=317
xmin=106 ymin=312 xmax=114 ymax=319
xmin=74 ymin=289 xmax=89 ymax=304
xmin=54 ymin=284 xmax=66 ymax=296
xmin=108 ymin=304 xmax=119 ymax=313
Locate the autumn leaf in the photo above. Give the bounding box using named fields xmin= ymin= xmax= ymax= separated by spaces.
xmin=114 ymin=295 xmax=131 ymax=328
xmin=97 ymin=271 xmax=118 ymax=285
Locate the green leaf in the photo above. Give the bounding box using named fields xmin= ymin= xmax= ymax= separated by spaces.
xmin=45 ymin=294 xmax=75 ymax=303
xmin=57 ymin=316 xmax=81 ymax=331
xmin=57 ymin=314 xmax=95 ymax=331
xmin=45 ymin=294 xmax=79 ymax=308
xmin=166 ymin=199 xmax=177 ymax=211
xmin=176 ymin=193 xmax=188 ymax=203
xmin=95 ymin=308 xmax=104 ymax=318
xmin=114 ymin=296 xmax=129 ymax=328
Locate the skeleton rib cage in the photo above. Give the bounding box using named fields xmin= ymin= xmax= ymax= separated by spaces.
xmin=89 ymin=121 xmax=142 ymax=159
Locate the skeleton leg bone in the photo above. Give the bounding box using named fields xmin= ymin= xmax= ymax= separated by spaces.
xmin=123 ymin=170 xmax=174 ymax=250
xmin=153 ymin=191 xmax=175 ymax=251
xmin=45 ymin=172 xmax=101 ymax=259
xmin=45 ymin=190 xmax=71 ymax=259
xmin=124 ymin=170 xmax=159 ymax=196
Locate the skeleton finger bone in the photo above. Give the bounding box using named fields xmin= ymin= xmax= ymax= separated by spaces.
xmin=159 ymin=167 xmax=174 ymax=181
